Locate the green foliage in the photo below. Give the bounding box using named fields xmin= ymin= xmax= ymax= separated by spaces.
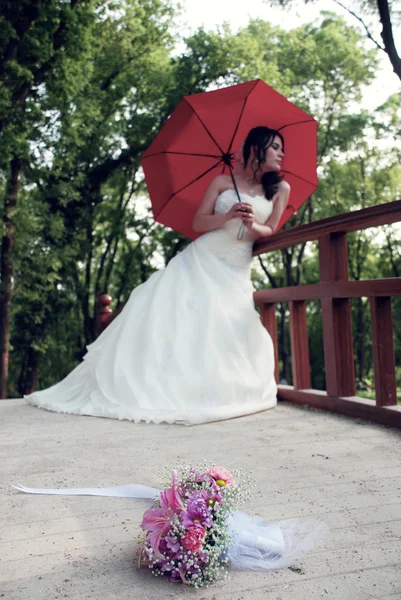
xmin=1 ymin=2 xmax=400 ymax=403
xmin=264 ymin=0 xmax=401 ymax=82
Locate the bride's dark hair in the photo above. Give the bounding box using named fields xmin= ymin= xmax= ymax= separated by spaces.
xmin=242 ymin=126 xmax=284 ymax=200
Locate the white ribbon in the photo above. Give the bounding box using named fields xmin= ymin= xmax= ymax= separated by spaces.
xmin=13 ymin=483 xmax=328 ymax=569
xmin=13 ymin=484 xmax=160 ymax=499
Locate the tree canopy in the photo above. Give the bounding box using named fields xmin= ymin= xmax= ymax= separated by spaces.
xmin=0 ymin=1 xmax=399 ymax=402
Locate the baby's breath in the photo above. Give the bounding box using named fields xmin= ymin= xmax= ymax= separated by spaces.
xmin=138 ymin=463 xmax=253 ymax=586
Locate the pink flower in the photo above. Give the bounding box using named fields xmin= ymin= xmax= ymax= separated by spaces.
xmin=181 ymin=492 xmax=213 ymax=528
xmin=141 ymin=507 xmax=174 ymax=558
xmin=207 ymin=466 xmax=234 ymax=487
xmin=160 ymin=471 xmax=185 ymax=513
xmin=140 ymin=473 xmax=185 ymax=559
xmin=181 ymin=525 xmax=206 ymax=553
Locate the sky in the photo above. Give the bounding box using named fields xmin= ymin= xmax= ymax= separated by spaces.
xmin=177 ymin=0 xmax=401 ymax=111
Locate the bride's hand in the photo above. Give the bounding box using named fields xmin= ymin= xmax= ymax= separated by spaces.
xmin=238 ymin=203 xmax=256 ymax=230
xmin=225 ymin=202 xmax=253 ymax=222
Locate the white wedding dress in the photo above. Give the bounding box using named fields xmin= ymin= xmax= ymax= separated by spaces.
xmin=25 ymin=189 xmax=277 ymax=425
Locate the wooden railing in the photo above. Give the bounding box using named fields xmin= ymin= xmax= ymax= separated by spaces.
xmin=253 ymin=200 xmax=401 ymax=429
xmin=96 ymin=200 xmax=401 ymax=428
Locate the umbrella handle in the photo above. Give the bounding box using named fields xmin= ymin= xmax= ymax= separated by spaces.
xmin=228 ymin=169 xmax=246 ymax=241
xmin=237 ymin=222 xmax=245 ymax=240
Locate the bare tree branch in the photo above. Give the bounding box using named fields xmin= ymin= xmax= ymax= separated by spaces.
xmin=333 ymin=0 xmax=385 ymax=50
xmin=85 ymin=147 xmax=145 ymax=191
xmin=318 ymin=89 xmax=341 ymax=162
xmin=165 ymin=237 xmax=188 ymax=264
xmin=386 ymin=232 xmax=400 ymax=277
xmin=115 ymin=222 xmax=156 ymax=307
xmin=257 ymin=256 xmax=279 ymax=288
xmin=94 ymin=177 xmax=129 ymax=299
xmin=103 ymin=233 xmax=120 ymax=292
xmin=295 ymin=242 xmax=307 ymax=285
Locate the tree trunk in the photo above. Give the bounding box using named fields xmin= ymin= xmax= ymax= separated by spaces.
xmin=355 ymin=297 xmax=366 ymax=386
xmin=386 ymin=233 xmax=400 ymax=277
xmin=165 ymin=237 xmax=188 ymax=265
xmin=377 ymin=0 xmax=401 ymax=81
xmin=82 ymin=202 xmax=95 ymax=346
xmin=278 ymin=302 xmax=291 ymax=384
xmin=17 ymin=346 xmax=40 ymax=395
xmin=0 ymin=157 xmax=22 ymax=398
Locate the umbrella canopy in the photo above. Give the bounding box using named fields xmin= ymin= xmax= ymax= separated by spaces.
xmin=141 ymin=79 xmax=318 ymax=240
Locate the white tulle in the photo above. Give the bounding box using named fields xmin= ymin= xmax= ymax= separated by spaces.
xmin=25 ymin=190 xmax=277 ymax=426
xmin=227 ymin=510 xmax=329 ymax=570
xmin=14 ymin=484 xmax=328 ymax=570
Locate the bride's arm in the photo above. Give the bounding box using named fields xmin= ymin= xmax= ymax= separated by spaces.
xmin=247 ymin=181 xmax=291 ymax=240
xmin=193 ymin=175 xmax=246 ymax=233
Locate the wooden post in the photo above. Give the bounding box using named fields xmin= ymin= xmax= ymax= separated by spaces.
xmin=289 ymin=300 xmax=311 ymax=389
xmin=370 ymin=297 xmax=397 ymax=406
xmin=319 ymin=233 xmax=356 ymax=397
xmin=95 ymin=294 xmax=113 ymax=336
xmin=260 ymin=303 xmax=279 ymax=384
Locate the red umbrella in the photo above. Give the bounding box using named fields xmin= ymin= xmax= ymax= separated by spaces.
xmin=140 ymin=79 xmax=318 ymax=240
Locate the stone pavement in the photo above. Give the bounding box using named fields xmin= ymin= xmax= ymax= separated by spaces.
xmin=1 ymin=399 xmax=401 ymax=600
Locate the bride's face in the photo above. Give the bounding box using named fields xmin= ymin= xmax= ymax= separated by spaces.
xmin=261 ymin=136 xmax=284 ymax=173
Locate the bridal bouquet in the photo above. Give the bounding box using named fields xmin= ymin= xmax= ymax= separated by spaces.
xmin=138 ymin=464 xmax=251 ymax=587
xmin=15 ymin=464 xmax=328 ymax=585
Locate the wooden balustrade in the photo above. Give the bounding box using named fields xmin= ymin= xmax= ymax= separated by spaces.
xmin=253 ymin=200 xmax=401 ymax=429
xmin=96 ymin=200 xmax=401 ymax=428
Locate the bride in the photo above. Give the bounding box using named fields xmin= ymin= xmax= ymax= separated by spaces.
xmin=25 ymin=126 xmax=290 ymax=425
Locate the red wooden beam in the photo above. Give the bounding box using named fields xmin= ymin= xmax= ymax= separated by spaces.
xmin=319 ymin=233 xmax=356 ymax=397
xmin=370 ymin=297 xmax=398 ymax=406
xmin=253 ymin=199 xmax=401 ymax=255
xmin=253 ymin=278 xmax=401 ymax=304
xmin=289 ymin=300 xmax=311 ymax=389
xmin=277 ymin=387 xmax=401 ymax=429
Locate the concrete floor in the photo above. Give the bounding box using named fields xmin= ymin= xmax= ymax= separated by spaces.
xmin=1 ymin=399 xmax=401 ymax=600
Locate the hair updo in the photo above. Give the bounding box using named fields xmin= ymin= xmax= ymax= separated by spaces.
xmin=242 ymin=126 xmax=284 ymax=200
